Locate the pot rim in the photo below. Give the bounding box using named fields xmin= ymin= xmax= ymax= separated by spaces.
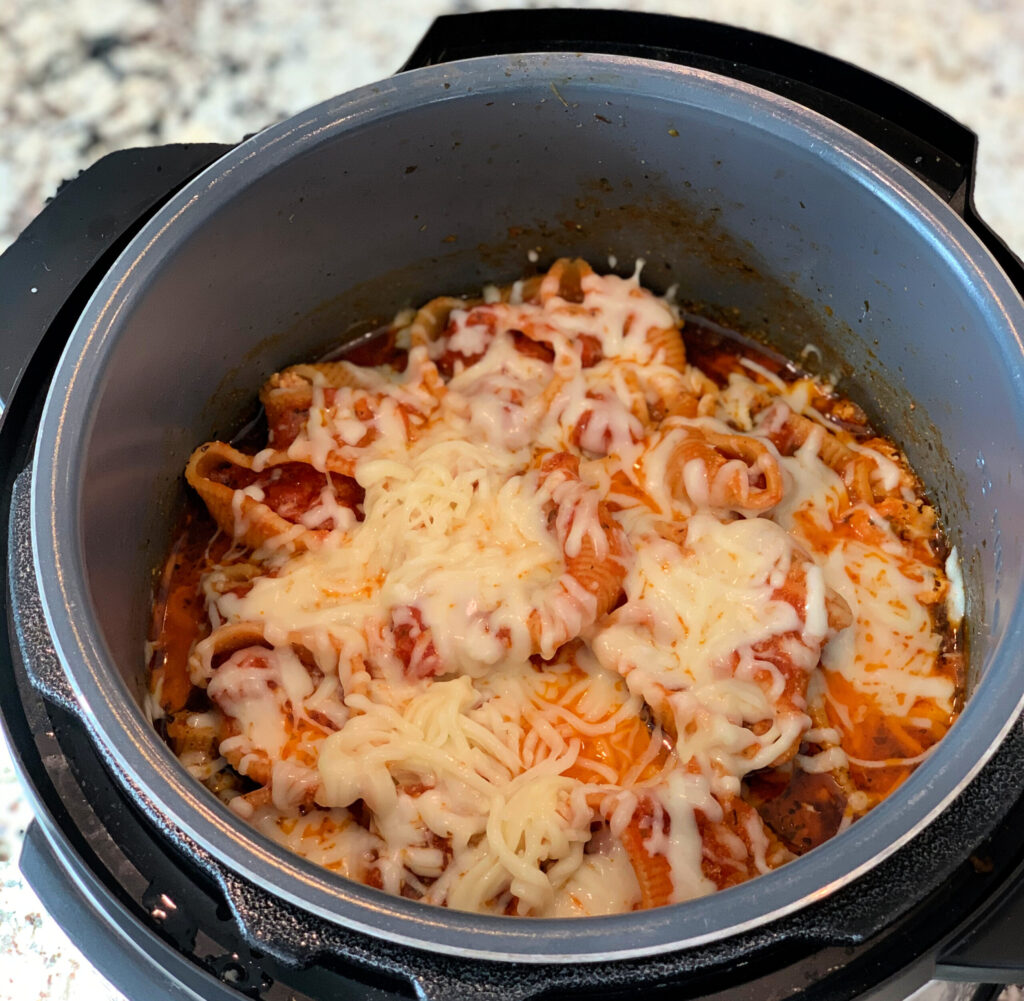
xmin=30 ymin=51 xmax=1024 ymax=963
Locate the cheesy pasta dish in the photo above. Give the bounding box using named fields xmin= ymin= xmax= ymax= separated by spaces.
xmin=147 ymin=258 xmax=964 ymax=916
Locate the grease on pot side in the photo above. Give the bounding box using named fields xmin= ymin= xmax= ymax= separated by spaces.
xmin=146 ymin=258 xmax=963 ymax=917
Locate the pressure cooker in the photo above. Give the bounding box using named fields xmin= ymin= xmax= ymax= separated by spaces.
xmin=1 ymin=11 xmax=1023 ymax=1001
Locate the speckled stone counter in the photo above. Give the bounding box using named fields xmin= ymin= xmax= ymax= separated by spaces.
xmin=1 ymin=2 xmax=1022 ymax=999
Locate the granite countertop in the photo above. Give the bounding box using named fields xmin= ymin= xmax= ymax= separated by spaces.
xmin=1 ymin=1 xmax=1022 ymax=999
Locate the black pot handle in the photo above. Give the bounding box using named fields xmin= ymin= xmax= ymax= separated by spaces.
xmin=0 ymin=143 xmax=231 ymax=422
xmin=400 ymin=10 xmax=1024 ymax=296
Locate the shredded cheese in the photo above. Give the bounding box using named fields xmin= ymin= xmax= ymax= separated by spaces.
xmin=153 ymin=258 xmax=964 ymax=918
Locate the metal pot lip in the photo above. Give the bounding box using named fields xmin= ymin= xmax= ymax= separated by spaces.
xmin=29 ymin=52 xmax=1024 ymax=964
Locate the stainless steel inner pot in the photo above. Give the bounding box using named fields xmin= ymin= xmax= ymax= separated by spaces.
xmin=29 ymin=53 xmax=1024 ymax=963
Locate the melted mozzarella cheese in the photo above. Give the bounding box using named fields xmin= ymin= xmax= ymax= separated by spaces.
xmin=314 ymin=660 xmax=648 ymax=915
xmin=821 ymin=540 xmax=953 ymax=716
xmin=208 ymin=646 xmax=313 ymax=762
xmin=549 ymin=836 xmax=642 ymax=916
xmin=217 ymin=438 xmax=562 ymax=675
xmin=591 ymin=513 xmax=824 ymax=788
xmin=945 ymin=547 xmax=965 ymax=627
xmin=170 ymin=262 xmax=962 ymax=917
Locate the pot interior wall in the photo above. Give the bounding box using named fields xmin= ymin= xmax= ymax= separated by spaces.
xmin=72 ymin=61 xmax=1021 ymax=724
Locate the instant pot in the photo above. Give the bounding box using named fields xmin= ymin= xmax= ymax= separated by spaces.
xmin=1 ymin=11 xmax=1023 ymax=1001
